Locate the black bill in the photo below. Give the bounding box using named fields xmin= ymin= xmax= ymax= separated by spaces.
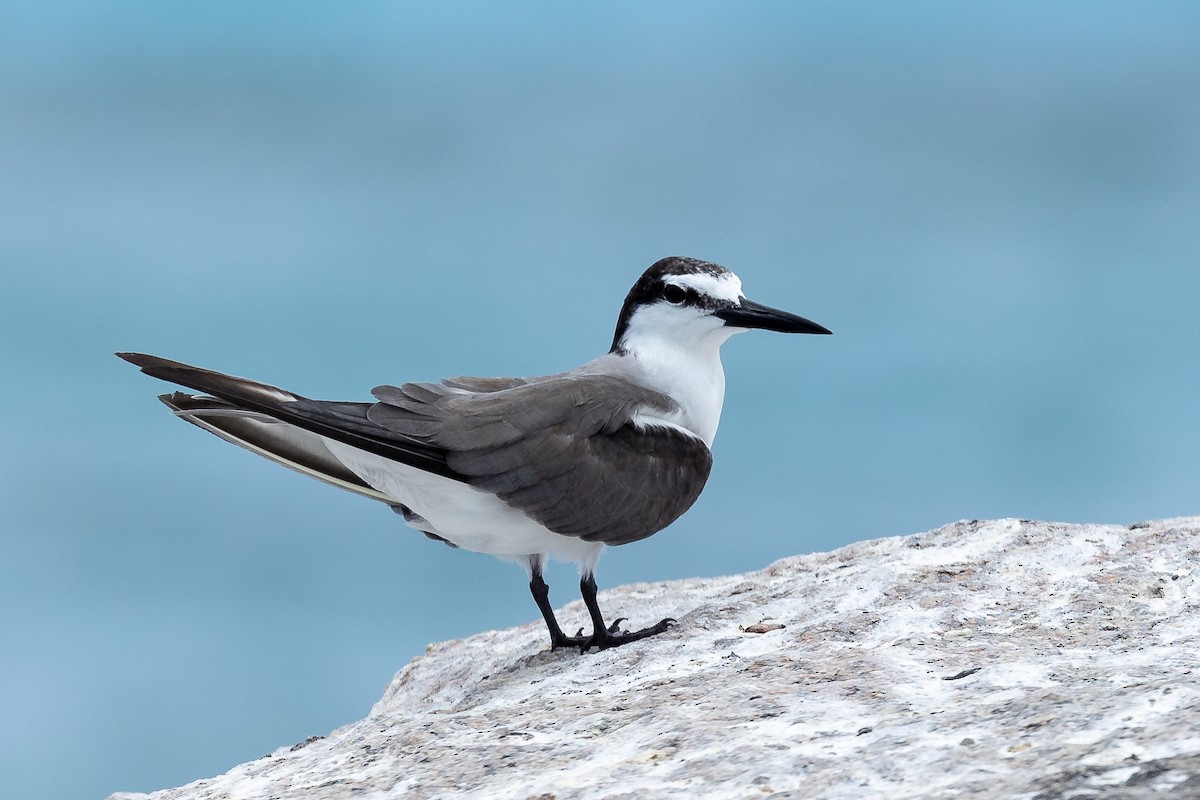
xmin=714 ymin=299 xmax=832 ymax=335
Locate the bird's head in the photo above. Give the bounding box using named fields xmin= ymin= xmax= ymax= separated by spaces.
xmin=610 ymin=256 xmax=831 ymax=357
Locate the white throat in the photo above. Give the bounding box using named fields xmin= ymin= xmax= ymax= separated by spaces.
xmin=617 ymin=309 xmax=740 ymax=448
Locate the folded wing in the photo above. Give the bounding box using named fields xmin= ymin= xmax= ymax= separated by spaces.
xmin=370 ymin=375 xmax=713 ymax=544
xmin=120 ymin=353 xmax=713 ymax=546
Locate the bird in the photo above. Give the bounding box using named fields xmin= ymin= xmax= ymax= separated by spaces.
xmin=117 ymin=256 xmax=830 ymax=651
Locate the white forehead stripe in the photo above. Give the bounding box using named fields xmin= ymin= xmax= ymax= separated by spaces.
xmin=665 ymin=271 xmax=744 ymax=303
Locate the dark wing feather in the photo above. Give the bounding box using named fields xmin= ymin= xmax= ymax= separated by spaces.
xmin=442 ymin=375 xmax=532 ymax=392
xmin=369 ymin=375 xmax=714 ymax=545
xmin=465 ymin=425 xmax=712 ymax=544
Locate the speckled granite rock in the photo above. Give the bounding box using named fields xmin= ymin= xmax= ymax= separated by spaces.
xmin=109 ymin=517 xmax=1200 ymax=800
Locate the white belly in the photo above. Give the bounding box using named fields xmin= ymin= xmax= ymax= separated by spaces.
xmin=322 ymin=438 xmax=604 ymax=567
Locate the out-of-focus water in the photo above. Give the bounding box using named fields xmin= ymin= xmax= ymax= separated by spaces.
xmin=2 ymin=3 xmax=1197 ymax=797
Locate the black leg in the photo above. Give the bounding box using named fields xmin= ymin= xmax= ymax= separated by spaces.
xmin=529 ymin=562 xmax=589 ymax=650
xmin=577 ymin=572 xmax=675 ymax=651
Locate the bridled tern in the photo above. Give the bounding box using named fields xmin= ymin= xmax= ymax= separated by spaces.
xmin=118 ymin=256 xmax=831 ymax=651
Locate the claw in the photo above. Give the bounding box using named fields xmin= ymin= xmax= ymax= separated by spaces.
xmin=607 ymin=617 xmax=628 ymax=634
xmin=581 ymin=617 xmax=677 ymax=651
xmin=549 ymin=630 xmax=592 ymax=650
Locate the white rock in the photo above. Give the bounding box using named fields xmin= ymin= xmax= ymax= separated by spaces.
xmin=109 ymin=517 xmax=1200 ymax=799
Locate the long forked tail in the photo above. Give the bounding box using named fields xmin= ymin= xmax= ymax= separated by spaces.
xmin=116 ymin=352 xmax=396 ymax=504
xmin=117 ymin=352 xmax=457 ymax=480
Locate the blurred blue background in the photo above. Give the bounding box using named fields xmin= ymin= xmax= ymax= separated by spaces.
xmin=2 ymin=2 xmax=1198 ymax=797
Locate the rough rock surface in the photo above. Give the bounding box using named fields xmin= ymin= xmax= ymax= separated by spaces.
xmin=110 ymin=517 xmax=1200 ymax=799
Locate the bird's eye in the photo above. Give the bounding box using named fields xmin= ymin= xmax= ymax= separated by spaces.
xmin=662 ymin=284 xmax=687 ymax=305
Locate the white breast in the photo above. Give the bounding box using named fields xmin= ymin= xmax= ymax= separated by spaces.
xmin=610 ymin=304 xmax=740 ymax=447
